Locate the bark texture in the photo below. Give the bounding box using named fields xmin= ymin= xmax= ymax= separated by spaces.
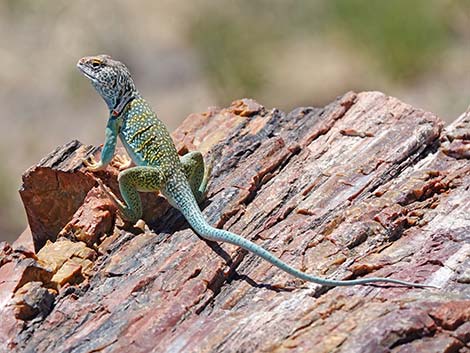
xmin=1 ymin=92 xmax=470 ymax=353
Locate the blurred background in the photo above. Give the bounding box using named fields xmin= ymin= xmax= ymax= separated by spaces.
xmin=1 ymin=0 xmax=469 ymax=242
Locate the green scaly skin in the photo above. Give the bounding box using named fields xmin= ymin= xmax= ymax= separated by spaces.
xmin=77 ymin=54 xmax=436 ymax=288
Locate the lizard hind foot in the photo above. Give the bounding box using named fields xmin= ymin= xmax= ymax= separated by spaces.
xmin=134 ymin=219 xmax=149 ymax=232
xmin=95 ymin=178 xmax=126 ymax=210
xmin=205 ymin=151 xmax=215 ymax=178
xmin=95 ymin=177 xmax=141 ymax=224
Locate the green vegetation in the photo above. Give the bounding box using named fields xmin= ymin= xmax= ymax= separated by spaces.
xmin=189 ymin=0 xmax=455 ymax=100
xmin=328 ymin=0 xmax=451 ymax=81
xmin=189 ymin=14 xmax=266 ymax=103
xmin=188 ymin=0 xmax=324 ymax=102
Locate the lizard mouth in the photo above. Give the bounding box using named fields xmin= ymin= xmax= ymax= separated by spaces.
xmin=76 ymin=63 xmax=98 ymax=82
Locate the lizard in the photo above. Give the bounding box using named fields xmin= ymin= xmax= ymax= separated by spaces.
xmin=77 ymin=54 xmax=436 ymax=288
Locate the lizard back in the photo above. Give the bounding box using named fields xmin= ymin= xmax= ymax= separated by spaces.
xmin=120 ymin=97 xmax=180 ymax=170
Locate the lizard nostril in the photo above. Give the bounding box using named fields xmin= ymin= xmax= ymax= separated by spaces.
xmin=78 ymin=57 xmax=90 ymax=65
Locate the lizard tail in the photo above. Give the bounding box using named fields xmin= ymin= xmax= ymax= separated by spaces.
xmin=173 ymin=189 xmax=436 ymax=288
xmin=197 ymin=222 xmax=435 ymax=288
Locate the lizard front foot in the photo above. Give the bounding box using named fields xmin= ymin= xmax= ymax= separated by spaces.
xmin=82 ymin=155 xmax=105 ymax=172
xmin=112 ymin=154 xmax=133 ymax=171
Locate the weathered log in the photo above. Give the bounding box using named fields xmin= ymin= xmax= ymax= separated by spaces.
xmin=1 ymin=92 xmax=470 ymax=353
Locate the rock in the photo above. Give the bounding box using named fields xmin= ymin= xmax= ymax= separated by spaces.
xmin=12 ymin=281 xmax=55 ymax=321
xmin=36 ymin=238 xmax=96 ymax=287
xmin=2 ymin=92 xmax=470 ymax=353
xmin=59 ymin=186 xmax=118 ymax=247
xmin=19 ymin=141 xmax=97 ymax=251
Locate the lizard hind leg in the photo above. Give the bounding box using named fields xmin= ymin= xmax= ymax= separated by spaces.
xmin=105 ymin=166 xmax=167 ymax=223
xmin=180 ymin=151 xmax=213 ymax=204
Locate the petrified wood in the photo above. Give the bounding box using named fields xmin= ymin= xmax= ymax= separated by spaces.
xmin=1 ymin=92 xmax=469 ymax=353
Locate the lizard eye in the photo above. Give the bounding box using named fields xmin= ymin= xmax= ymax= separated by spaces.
xmin=91 ymin=61 xmax=101 ymax=68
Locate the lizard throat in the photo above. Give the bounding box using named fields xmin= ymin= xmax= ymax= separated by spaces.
xmin=112 ymin=92 xmax=137 ymax=117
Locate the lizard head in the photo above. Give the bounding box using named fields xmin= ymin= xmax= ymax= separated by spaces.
xmin=77 ymin=54 xmax=138 ymax=115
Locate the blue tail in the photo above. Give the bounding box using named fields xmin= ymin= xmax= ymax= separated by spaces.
xmin=168 ymin=184 xmax=436 ymax=288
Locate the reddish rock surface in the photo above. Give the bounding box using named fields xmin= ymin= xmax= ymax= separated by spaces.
xmin=1 ymin=93 xmax=469 ymax=352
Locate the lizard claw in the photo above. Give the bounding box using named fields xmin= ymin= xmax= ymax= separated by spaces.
xmin=112 ymin=154 xmax=133 ymax=171
xmin=95 ymin=178 xmax=140 ymax=225
xmin=205 ymin=151 xmax=215 ymax=176
xmin=95 ymin=178 xmax=126 ymax=209
xmin=95 ymin=178 xmax=141 ymax=224
xmin=82 ymin=155 xmax=105 ymax=171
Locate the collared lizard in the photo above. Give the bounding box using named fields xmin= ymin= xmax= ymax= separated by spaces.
xmin=77 ymin=54 xmax=435 ymax=288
